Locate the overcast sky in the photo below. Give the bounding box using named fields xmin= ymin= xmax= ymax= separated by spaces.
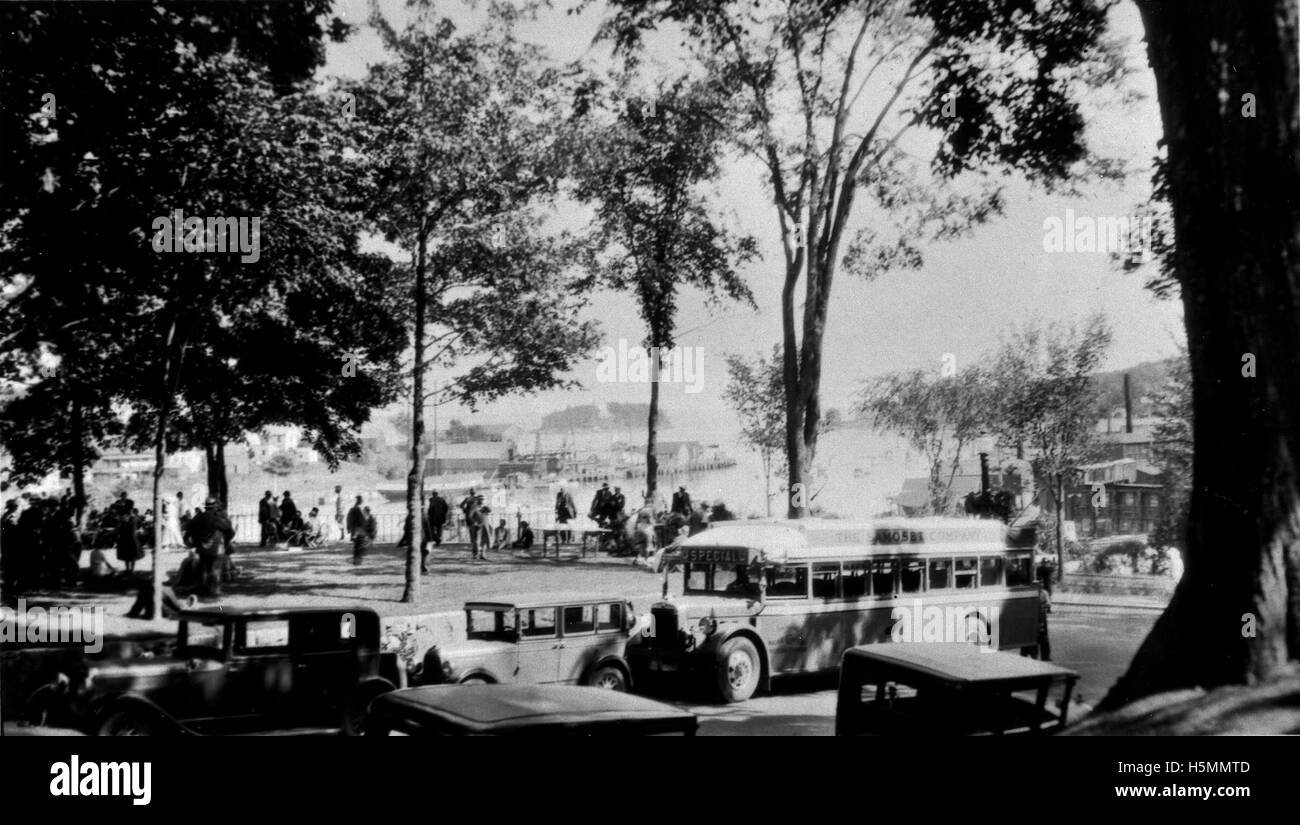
xmin=325 ymin=0 xmax=1184 ymax=438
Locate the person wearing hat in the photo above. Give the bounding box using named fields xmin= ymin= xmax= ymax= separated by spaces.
xmin=189 ymin=497 xmax=235 ymax=599
xmin=590 ymin=481 xmax=613 ymax=527
xmin=671 ymin=486 xmax=692 ymax=518
xmin=258 ymin=490 xmax=278 ymax=547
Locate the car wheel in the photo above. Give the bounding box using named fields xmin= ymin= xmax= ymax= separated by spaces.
xmin=587 ymin=664 xmax=628 ymax=692
xmin=341 ymin=682 xmax=394 ymax=736
xmin=716 ymin=637 xmax=761 ymax=703
xmin=98 ymin=710 xmax=157 ymax=737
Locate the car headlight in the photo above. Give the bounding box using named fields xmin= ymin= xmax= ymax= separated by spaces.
xmin=698 ymin=616 xmax=717 ymax=636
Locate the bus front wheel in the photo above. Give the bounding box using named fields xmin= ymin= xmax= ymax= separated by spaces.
xmin=715 ymin=637 xmax=761 ymax=703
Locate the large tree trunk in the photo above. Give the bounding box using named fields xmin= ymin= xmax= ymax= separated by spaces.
xmin=214 ymin=441 xmax=228 ymax=507
xmin=1100 ymin=0 xmax=1300 ymax=710
xmin=401 ymin=227 xmax=428 ymax=604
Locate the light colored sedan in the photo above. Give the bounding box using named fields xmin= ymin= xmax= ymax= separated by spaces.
xmin=419 ymin=594 xmax=637 ymax=691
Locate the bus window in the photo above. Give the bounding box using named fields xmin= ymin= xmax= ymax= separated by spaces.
xmin=900 ymin=560 xmax=925 ymax=594
xmin=928 ymin=559 xmax=952 ymax=590
xmin=954 ymin=558 xmax=978 ymax=589
xmin=766 ymin=565 xmax=809 ymax=598
xmin=843 ymin=563 xmax=869 ymax=599
xmin=1006 ymin=554 xmax=1034 ymax=587
xmin=871 ymin=560 xmax=896 ymax=597
xmin=812 ymin=563 xmax=840 ymax=599
xmin=979 ymin=557 xmax=1004 ymax=587
xmin=685 ymin=564 xmax=710 ymax=592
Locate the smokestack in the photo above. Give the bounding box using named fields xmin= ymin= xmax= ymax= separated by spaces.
xmin=1123 ymin=373 xmax=1133 ymax=434
xmin=979 ymin=452 xmax=990 ymax=495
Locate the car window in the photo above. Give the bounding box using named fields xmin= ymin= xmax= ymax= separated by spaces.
xmin=563 ymin=605 xmax=595 ymax=635
xmin=980 ymin=557 xmax=1004 ymax=587
xmin=238 ymin=620 xmax=290 ymax=652
xmin=294 ymin=615 xmax=356 ymax=652
xmin=900 ymin=560 xmax=925 ymax=594
xmin=519 ymin=608 xmax=557 ymax=638
xmin=842 ymin=563 xmax=869 ymax=598
xmin=929 ymin=559 xmax=952 ymax=590
xmin=596 ymin=603 xmax=624 ymax=632
xmin=765 ymin=565 xmax=809 ymax=598
xmin=812 ymin=563 xmax=840 ymax=599
xmin=182 ymin=621 xmax=224 ymax=655
xmin=467 ymin=609 xmax=515 ymax=641
xmin=954 ymin=557 xmax=978 ymax=589
xmin=871 ymin=560 xmax=896 ymax=596
xmin=1006 ymin=554 xmax=1033 ymax=586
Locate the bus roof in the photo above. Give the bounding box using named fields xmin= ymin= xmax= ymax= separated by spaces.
xmin=673 ymin=517 xmax=1013 ymax=564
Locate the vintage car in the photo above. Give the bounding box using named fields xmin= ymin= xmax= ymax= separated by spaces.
xmin=364 ymin=684 xmax=698 ymax=736
xmin=834 ymin=642 xmax=1082 ymax=735
xmin=25 ymin=606 xmax=397 ymax=736
xmin=418 ymin=594 xmax=637 ymax=691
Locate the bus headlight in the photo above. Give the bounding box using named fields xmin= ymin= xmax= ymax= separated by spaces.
xmin=698 ymin=616 xmax=717 ymax=636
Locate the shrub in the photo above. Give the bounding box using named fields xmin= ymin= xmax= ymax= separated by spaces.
xmin=264 ymin=451 xmax=297 ymax=476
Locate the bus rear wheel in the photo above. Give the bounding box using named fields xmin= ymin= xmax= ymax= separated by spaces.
xmin=715 ymin=637 xmax=761 ymax=703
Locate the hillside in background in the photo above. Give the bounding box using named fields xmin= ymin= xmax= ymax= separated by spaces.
xmin=540 ymin=403 xmax=669 ymax=432
xmin=1091 ymin=356 xmax=1184 ymax=418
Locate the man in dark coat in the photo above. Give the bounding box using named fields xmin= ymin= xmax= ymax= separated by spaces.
xmin=258 ymin=491 xmax=278 ymax=547
xmin=590 ymin=482 xmax=612 ymax=527
xmin=609 ymin=487 xmax=627 ymax=525
xmin=428 ymin=491 xmax=449 ymax=547
xmin=671 ymin=486 xmax=692 ymax=517
xmin=189 ymin=497 xmax=235 ymax=599
xmin=347 ymin=496 xmax=368 ymax=563
xmin=279 ymin=491 xmax=300 ymax=531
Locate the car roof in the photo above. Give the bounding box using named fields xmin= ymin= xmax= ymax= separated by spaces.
xmin=178 ymin=606 xmax=378 ymax=622
xmin=372 ymin=685 xmax=697 ymax=734
xmin=464 ymin=592 xmax=628 ymax=611
xmin=843 ymin=643 xmax=1078 ymax=686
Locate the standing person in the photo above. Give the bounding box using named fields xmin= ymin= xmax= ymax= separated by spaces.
xmin=279 ymin=491 xmax=300 ymax=533
xmin=610 ymin=486 xmax=627 ymax=524
xmin=589 ymin=482 xmax=612 ymax=527
xmin=348 ymin=496 xmax=368 ymax=564
xmin=333 ymin=485 xmax=346 ymax=541
xmin=363 ymin=506 xmax=377 ymax=551
xmin=428 ymin=491 xmax=448 ymax=547
xmin=188 ymin=497 xmax=233 ymax=600
xmin=162 ymin=492 xmax=184 ymax=549
xmin=555 ymin=488 xmax=575 ymax=543
xmin=671 ymin=486 xmax=692 ymax=517
xmin=258 ymin=491 xmax=278 ymax=547
xmin=1035 ymin=569 xmax=1053 ymax=661
xmin=179 ymin=504 xmax=194 ymax=548
xmin=116 ymin=498 xmax=142 ymax=574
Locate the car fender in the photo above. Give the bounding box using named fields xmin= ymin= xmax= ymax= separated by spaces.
xmin=698 ymin=625 xmax=771 ymax=691
xmin=455 ymin=667 xmax=499 ymax=684
xmin=96 ymin=694 xmax=194 ymax=736
xmin=583 ymin=655 xmax=633 ymax=689
xmin=354 ymin=676 xmax=397 ymax=697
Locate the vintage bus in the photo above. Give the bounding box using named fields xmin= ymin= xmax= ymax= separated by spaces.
xmin=624 ymin=517 xmax=1040 ymax=702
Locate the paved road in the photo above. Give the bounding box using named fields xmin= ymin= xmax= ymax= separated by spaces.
xmin=669 ymin=608 xmax=1159 ymax=736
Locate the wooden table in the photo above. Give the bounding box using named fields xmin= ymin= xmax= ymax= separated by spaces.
xmin=537 ymin=524 xmax=611 ymax=558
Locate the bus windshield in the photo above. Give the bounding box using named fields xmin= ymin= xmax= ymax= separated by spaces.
xmin=684 ymin=564 xmax=761 ymax=599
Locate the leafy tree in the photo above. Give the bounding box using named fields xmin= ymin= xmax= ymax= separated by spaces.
xmin=595 ymin=0 xmax=1125 ymax=516
xmin=989 ymin=314 xmax=1113 ymax=573
xmin=1147 ymin=349 xmax=1191 ymax=554
xmin=857 ymin=364 xmax=994 ymax=515
xmin=571 ymin=74 xmax=757 ymax=508
xmin=353 ymin=2 xmax=600 ymax=602
xmin=723 ymin=346 xmax=787 ymax=517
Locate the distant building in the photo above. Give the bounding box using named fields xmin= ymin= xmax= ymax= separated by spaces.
xmin=90 ymin=450 xmax=204 ymax=482
xmin=425 ymin=441 xmax=514 ymax=476
xmin=1063 ymin=458 xmax=1165 ymax=540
